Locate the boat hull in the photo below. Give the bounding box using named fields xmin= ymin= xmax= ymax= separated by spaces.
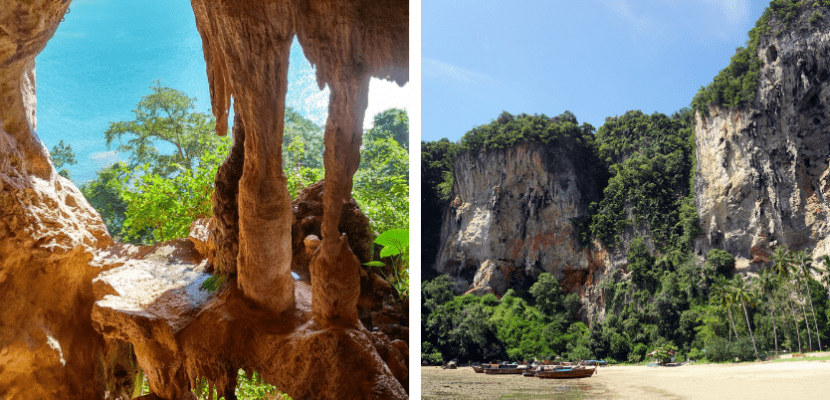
xmin=483 ymin=368 xmax=524 ymax=375
xmin=536 ymin=367 xmax=595 ymax=379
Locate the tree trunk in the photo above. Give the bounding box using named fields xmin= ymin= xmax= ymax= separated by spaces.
xmin=801 ymin=267 xmax=823 ymax=352
xmin=768 ymin=298 xmax=779 ymax=355
xmin=787 ymin=292 xmax=803 ymax=352
xmin=728 ymin=306 xmax=740 ymax=342
xmin=795 ymin=280 xmax=813 ymax=351
xmin=741 ymin=301 xmax=759 ymax=359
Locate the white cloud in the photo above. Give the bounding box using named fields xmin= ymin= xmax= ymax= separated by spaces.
xmin=701 ymin=0 xmax=749 ymax=23
xmin=364 ymin=78 xmax=410 ymax=130
xmin=423 ymin=57 xmax=499 ymax=87
xmin=89 ymin=150 xmax=119 ymax=167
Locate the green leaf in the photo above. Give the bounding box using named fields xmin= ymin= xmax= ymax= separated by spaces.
xmin=363 ymin=261 xmax=386 ymax=268
xmin=375 ymin=228 xmax=408 ymax=258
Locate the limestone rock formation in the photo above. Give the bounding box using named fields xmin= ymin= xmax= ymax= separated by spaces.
xmin=436 ymin=143 xmax=605 ymax=298
xmin=1 ymin=2 xmax=137 ymax=398
xmin=1 ymin=0 xmax=408 ymax=398
xmin=695 ymin=11 xmax=830 ymax=266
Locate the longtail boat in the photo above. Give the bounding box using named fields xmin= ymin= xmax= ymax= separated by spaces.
xmin=471 ymin=365 xmax=484 ymax=373
xmin=483 ymin=366 xmax=524 ymax=375
xmin=536 ymin=366 xmax=596 ymax=379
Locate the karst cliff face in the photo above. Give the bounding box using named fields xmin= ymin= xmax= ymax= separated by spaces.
xmin=436 ymin=143 xmax=607 ymax=299
xmin=695 ymin=12 xmax=830 ymax=265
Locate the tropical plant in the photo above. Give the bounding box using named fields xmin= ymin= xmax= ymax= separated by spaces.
xmin=712 ymin=277 xmax=740 ymax=341
xmin=794 ymin=250 xmax=823 ymax=351
xmin=731 ymin=275 xmax=759 ymax=359
xmin=49 ymin=140 xmax=77 ymax=179
xmin=771 ymin=246 xmax=803 ymax=352
xmin=756 ymin=269 xmax=781 ymax=354
xmin=364 ymin=229 xmax=409 ymax=299
xmin=104 ymin=81 xmax=226 ymax=178
xmin=120 ymin=137 xmax=230 ymax=243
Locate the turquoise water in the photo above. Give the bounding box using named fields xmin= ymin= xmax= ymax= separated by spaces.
xmin=36 ymin=0 xmax=329 ymax=183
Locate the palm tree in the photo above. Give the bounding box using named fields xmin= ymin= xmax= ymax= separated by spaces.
xmin=789 ymin=251 xmax=813 ymax=350
xmin=756 ymin=269 xmax=780 ymax=354
xmin=821 ymin=256 xmax=830 ymax=299
xmin=732 ymin=275 xmax=759 ymax=359
xmin=771 ymin=246 xmax=802 ymax=352
xmin=794 ymin=250 xmax=822 ymax=352
xmin=714 ymin=277 xmax=740 ymax=341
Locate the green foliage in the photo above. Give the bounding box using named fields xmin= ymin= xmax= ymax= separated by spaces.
xmin=199 ymin=274 xmax=226 ymax=293
xmin=422 ymin=275 xmax=456 ymax=315
xmin=707 ymin=249 xmax=736 ymax=277
xmin=354 ymin=112 xmax=409 ymax=235
xmin=283 ymin=107 xmax=324 ymax=170
xmin=627 ymin=238 xmax=658 ymax=291
xmin=284 ymin=133 xmax=324 ymax=198
xmin=654 ymin=343 xmax=678 ymax=364
xmin=189 ymin=369 xmax=292 ymax=400
xmin=121 ymin=137 xmax=230 ymax=243
xmin=692 ymin=1 xmax=830 ymax=113
xmin=80 ymin=162 xmax=135 ymax=241
xmin=529 ymin=272 xmax=579 ymax=320
xmin=49 ymin=140 xmax=77 ymax=179
xmin=105 ymin=81 xmax=226 ymax=178
xmin=704 ymin=337 xmax=757 ymax=362
xmin=589 ymin=110 xmax=697 ymax=250
xmin=421 ymin=342 xmax=444 ymax=365
xmin=456 ymin=112 xmax=607 ymax=199
xmin=366 ymin=108 xmax=409 ymax=150
xmin=424 ymin=294 xmax=500 ymax=360
xmin=364 ymin=229 xmax=409 ymax=299
xmin=421 ymin=138 xmax=460 ymax=279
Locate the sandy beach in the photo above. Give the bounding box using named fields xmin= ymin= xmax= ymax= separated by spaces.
xmin=422 ymin=361 xmax=830 ymax=399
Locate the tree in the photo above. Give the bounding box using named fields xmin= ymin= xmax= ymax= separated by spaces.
xmin=104 ymin=81 xmax=225 ymax=177
xmin=756 ymin=268 xmax=781 ymax=354
xmin=712 ymin=277 xmax=740 ymax=341
xmin=707 ymin=249 xmax=736 ymax=277
xmin=354 ymin=109 xmax=409 ymax=234
xmin=50 ymin=140 xmax=77 ymax=179
xmin=731 ymin=275 xmax=759 ymax=360
xmin=121 ymin=137 xmax=230 ymax=243
xmin=771 ymin=246 xmax=803 ymax=352
xmin=794 ymin=250 xmax=822 ymax=351
xmin=366 ymin=108 xmax=408 ymax=150
xmin=79 ymin=162 xmax=135 ymax=241
xmin=283 ymin=107 xmax=324 ymax=170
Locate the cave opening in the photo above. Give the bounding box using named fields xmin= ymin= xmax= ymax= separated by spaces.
xmin=10 ymin=0 xmax=410 ymax=399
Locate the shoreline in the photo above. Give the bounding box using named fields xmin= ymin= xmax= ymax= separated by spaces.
xmin=422 ymin=360 xmax=830 ymax=399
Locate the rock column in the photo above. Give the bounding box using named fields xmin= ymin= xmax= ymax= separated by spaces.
xmin=310 ymin=75 xmax=370 ymax=326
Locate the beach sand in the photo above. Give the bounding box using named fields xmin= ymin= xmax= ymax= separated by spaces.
xmin=422 ymin=361 xmax=830 ymax=399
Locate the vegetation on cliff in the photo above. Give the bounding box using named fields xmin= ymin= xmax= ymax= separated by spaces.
xmin=692 ymin=0 xmax=830 ymax=114
xmin=589 ymin=109 xmax=699 ymax=253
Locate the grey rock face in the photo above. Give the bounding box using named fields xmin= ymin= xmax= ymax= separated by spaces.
xmin=695 ymin=15 xmax=830 ymax=266
xmin=435 ymin=143 xmax=606 ymax=299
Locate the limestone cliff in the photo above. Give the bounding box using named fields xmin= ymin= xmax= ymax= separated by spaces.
xmin=436 ymin=143 xmax=606 ymax=300
xmin=695 ymin=9 xmax=830 ymax=266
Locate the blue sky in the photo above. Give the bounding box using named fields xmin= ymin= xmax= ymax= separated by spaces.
xmin=36 ymin=0 xmax=409 ymax=183
xmin=422 ymin=0 xmax=767 ymax=142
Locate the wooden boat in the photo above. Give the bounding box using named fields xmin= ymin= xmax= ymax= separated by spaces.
xmin=522 ymin=368 xmax=538 ymax=377
xmin=471 ymin=365 xmax=484 ymax=373
xmin=536 ymin=366 xmax=596 ymax=379
xmin=483 ymin=367 xmax=524 ymax=375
